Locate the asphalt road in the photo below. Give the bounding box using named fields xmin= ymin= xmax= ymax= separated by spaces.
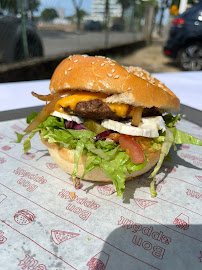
xmin=39 ymin=30 xmax=143 ymax=56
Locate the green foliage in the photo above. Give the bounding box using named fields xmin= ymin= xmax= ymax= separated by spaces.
xmin=0 ymin=0 xmax=40 ymax=14
xmin=41 ymin=8 xmax=58 ymax=21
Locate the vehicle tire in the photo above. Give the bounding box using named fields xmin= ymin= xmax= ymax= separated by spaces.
xmin=177 ymin=43 xmax=202 ymax=71
xmin=14 ymin=33 xmax=43 ymax=61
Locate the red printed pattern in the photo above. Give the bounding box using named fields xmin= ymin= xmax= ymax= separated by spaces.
xmin=14 ymin=210 xmax=35 ymax=225
xmin=51 ymin=229 xmax=79 ymax=245
xmin=0 ymin=231 xmax=7 ymax=244
xmin=87 ymin=251 xmax=109 ymax=270
xmin=134 ymin=198 xmax=158 ymax=209
xmin=173 ymin=213 xmax=189 ymax=230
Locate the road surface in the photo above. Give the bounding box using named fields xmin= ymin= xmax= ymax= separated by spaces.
xmin=39 ymin=30 xmax=143 ymax=57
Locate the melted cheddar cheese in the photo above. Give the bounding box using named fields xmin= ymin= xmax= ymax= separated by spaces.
xmin=54 ymin=92 xmax=130 ymax=118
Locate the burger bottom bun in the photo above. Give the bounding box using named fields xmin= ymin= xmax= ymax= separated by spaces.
xmin=41 ymin=139 xmax=160 ymax=183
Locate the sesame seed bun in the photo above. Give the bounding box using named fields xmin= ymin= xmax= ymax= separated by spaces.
xmin=49 ymin=55 xmax=180 ymax=111
xmin=41 ymin=137 xmax=160 ymax=183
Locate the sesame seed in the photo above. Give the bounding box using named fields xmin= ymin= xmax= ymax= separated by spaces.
xmin=82 ymin=54 xmax=88 ymax=58
xmin=68 ymin=67 xmax=72 ymax=71
xmin=74 ymin=59 xmax=78 ymax=63
xmin=114 ymin=75 xmax=119 ymax=79
xmin=92 ymin=62 xmax=95 ymax=64
xmin=107 ymin=73 xmax=112 ymax=77
xmin=112 ymin=69 xmax=115 ymax=73
xmin=127 ymin=87 xmax=131 ymax=90
xmin=65 ymin=70 xmax=67 ymax=75
xmin=110 ymin=63 xmax=115 ymax=66
xmin=101 ymin=63 xmax=105 ymax=66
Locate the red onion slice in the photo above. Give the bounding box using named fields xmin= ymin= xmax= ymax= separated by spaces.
xmin=73 ymin=123 xmax=87 ymax=130
xmin=65 ymin=120 xmax=74 ymax=129
xmin=64 ymin=120 xmax=87 ymax=130
xmin=93 ymin=130 xmax=114 ymax=141
xmin=70 ymin=177 xmax=83 ymax=189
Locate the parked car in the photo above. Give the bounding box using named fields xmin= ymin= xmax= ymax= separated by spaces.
xmin=111 ymin=22 xmax=125 ymax=31
xmin=84 ymin=20 xmax=102 ymax=31
xmin=163 ymin=2 xmax=202 ymax=71
xmin=0 ymin=11 xmax=43 ymax=64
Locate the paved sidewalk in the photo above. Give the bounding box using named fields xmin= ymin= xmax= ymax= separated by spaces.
xmin=116 ymin=39 xmax=180 ymax=73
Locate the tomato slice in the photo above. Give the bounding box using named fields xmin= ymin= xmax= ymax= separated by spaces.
xmin=119 ymin=134 xmax=144 ymax=164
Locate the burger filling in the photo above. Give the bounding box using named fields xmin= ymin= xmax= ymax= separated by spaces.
xmin=16 ymin=91 xmax=202 ymax=197
xmin=64 ymin=99 xmax=161 ymax=121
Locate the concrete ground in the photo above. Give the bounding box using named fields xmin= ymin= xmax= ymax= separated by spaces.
xmin=40 ymin=30 xmax=143 ymax=57
xmin=115 ymin=39 xmax=181 ymax=73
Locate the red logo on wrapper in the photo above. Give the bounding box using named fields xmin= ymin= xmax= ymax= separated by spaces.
xmin=87 ymin=251 xmax=109 ymax=270
xmin=180 ymin=144 xmax=190 ymax=149
xmin=18 ymin=254 xmax=47 ymax=270
xmin=51 ymin=229 xmax=79 ymax=245
xmin=195 ymin=175 xmax=202 ymax=182
xmin=21 ymin=153 xmax=35 ymax=160
xmin=199 ymin=251 xmax=202 ymax=263
xmin=97 ymin=185 xmax=115 ymax=196
xmin=173 ymin=213 xmax=189 ymax=230
xmin=1 ymin=144 xmax=16 ymax=151
xmin=14 ymin=210 xmax=35 ymax=225
xmin=0 ymin=231 xmax=7 ymax=244
xmin=11 ymin=124 xmax=24 ymax=132
xmin=0 ymin=194 xmax=7 ymax=203
xmin=46 ymin=162 xmax=59 ymax=170
xmin=134 ymin=198 xmax=158 ymax=209
xmin=0 ymin=157 xmax=6 ymax=164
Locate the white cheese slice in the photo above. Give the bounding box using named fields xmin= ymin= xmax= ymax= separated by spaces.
xmin=51 ymin=111 xmax=83 ymax=124
xmin=101 ymin=116 xmax=166 ymax=138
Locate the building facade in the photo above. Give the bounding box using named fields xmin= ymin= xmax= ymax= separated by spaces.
xmin=89 ymin=0 xmax=122 ymax=22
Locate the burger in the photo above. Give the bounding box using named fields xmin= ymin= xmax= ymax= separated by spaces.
xmin=16 ymin=55 xmax=202 ymax=196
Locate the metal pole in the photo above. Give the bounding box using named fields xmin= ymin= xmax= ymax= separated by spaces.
xmin=104 ymin=0 xmax=109 ymax=48
xmin=20 ymin=0 xmax=29 ymax=58
xmin=179 ymin=0 xmax=188 ymax=14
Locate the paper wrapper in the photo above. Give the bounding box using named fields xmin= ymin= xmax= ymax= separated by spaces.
xmin=0 ymin=117 xmax=202 ymax=270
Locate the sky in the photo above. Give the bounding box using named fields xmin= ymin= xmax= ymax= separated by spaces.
xmin=35 ymin=0 xmax=93 ymax=17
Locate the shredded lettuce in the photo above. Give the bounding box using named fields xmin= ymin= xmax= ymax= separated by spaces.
xmin=26 ymin=112 xmax=38 ymax=124
xmin=16 ymin=114 xmax=148 ymax=196
xmin=149 ymin=128 xmax=173 ymax=180
xmin=163 ymin=114 xmax=181 ymax=128
xmin=170 ymin=127 xmax=202 ymax=146
xmin=149 ymin=125 xmax=202 ymax=196
xmin=16 ymin=112 xmax=202 ymax=197
xmin=150 ymin=178 xmax=157 ymax=198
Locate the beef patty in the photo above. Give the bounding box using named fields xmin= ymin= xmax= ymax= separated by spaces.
xmin=64 ymin=99 xmax=161 ymax=120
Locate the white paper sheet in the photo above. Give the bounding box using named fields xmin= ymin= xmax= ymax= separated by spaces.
xmin=0 ymin=117 xmax=202 ymax=270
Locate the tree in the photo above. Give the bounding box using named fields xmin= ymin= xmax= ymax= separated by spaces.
xmin=28 ymin=0 xmax=40 ymax=20
xmin=117 ymin=0 xmax=131 ymax=20
xmin=67 ymin=9 xmax=87 ymax=24
xmin=0 ymin=0 xmax=18 ymax=13
xmin=0 ymin=0 xmax=40 ymax=16
xmin=41 ymin=8 xmax=58 ymax=22
xmin=71 ymin=0 xmax=83 ymax=32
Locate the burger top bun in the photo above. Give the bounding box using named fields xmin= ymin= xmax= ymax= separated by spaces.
xmin=49 ymin=55 xmax=180 ymax=111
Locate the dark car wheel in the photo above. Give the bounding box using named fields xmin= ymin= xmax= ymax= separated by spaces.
xmin=177 ymin=43 xmax=202 ymax=71
xmin=14 ymin=33 xmax=43 ymax=61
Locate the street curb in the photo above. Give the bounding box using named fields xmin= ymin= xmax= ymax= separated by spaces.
xmin=0 ymin=40 xmax=145 ymax=83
